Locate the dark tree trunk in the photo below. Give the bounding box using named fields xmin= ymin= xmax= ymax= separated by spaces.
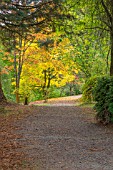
xmin=24 ymin=97 xmax=28 ymax=105
xmin=0 ymin=75 xmax=6 ymax=103
xmin=110 ymin=0 xmax=113 ymax=76
xmin=101 ymin=0 xmax=113 ymax=76
xmin=110 ymin=32 xmax=113 ymax=76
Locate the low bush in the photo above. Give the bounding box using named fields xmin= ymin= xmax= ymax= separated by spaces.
xmin=82 ymin=76 xmax=99 ymax=103
xmin=93 ymin=76 xmax=113 ymax=124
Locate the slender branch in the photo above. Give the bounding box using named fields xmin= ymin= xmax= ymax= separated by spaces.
xmin=100 ymin=19 xmax=111 ymax=29
xmin=85 ymin=26 xmax=110 ymax=32
xmin=101 ymin=0 xmax=112 ymax=24
xmin=12 ymin=0 xmax=53 ymax=10
xmin=0 ymin=18 xmax=47 ymax=28
xmin=106 ymin=47 xmax=110 ymax=73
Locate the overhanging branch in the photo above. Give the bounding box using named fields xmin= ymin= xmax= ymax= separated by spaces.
xmin=101 ymin=0 xmax=112 ymax=24
xmin=85 ymin=26 xmax=109 ymax=32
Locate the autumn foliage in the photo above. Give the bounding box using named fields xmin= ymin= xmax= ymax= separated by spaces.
xmin=18 ymin=33 xmax=78 ymax=103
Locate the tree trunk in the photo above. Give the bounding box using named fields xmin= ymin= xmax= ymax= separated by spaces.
xmin=15 ymin=90 xmax=20 ymax=103
xmin=101 ymin=0 xmax=113 ymax=76
xmin=110 ymin=32 xmax=113 ymax=76
xmin=110 ymin=0 xmax=113 ymax=76
xmin=24 ymin=97 xmax=28 ymax=105
xmin=0 ymin=83 xmax=6 ymax=102
xmin=14 ymin=52 xmax=21 ymax=103
xmin=0 ymin=72 xmax=6 ymax=103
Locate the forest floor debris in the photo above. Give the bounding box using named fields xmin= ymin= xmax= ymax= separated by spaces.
xmin=1 ymin=96 xmax=113 ymax=170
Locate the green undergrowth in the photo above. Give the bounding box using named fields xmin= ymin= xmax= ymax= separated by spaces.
xmin=78 ymin=102 xmax=96 ymax=108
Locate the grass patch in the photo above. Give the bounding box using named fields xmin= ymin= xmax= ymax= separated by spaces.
xmin=78 ymin=102 xmax=96 ymax=108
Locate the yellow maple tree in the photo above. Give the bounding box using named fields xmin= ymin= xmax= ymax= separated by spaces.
xmin=19 ymin=33 xmax=78 ymax=103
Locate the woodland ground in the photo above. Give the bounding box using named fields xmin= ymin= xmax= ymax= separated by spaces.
xmin=1 ymin=95 xmax=113 ymax=170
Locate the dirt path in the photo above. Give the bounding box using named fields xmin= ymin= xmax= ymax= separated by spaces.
xmin=14 ymin=105 xmax=113 ymax=170
xmin=30 ymin=95 xmax=82 ymax=106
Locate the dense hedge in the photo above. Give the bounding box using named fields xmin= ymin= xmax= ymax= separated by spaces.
xmin=93 ymin=76 xmax=113 ymax=124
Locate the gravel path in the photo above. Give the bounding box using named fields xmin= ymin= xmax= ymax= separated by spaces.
xmin=15 ymin=105 xmax=113 ymax=170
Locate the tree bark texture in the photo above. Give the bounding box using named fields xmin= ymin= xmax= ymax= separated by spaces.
xmin=0 ymin=73 xmax=6 ymax=103
xmin=110 ymin=0 xmax=113 ymax=76
xmin=110 ymin=32 xmax=113 ymax=75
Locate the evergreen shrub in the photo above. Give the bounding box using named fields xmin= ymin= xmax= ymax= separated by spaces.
xmin=93 ymin=76 xmax=113 ymax=124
